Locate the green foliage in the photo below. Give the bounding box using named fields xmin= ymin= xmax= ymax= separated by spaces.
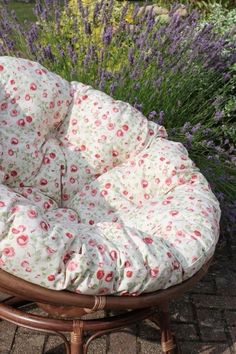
xmin=148 ymin=0 xmax=235 ymax=11
xmin=205 ymin=3 xmax=236 ymax=37
xmin=6 ymin=1 xmax=35 ymax=23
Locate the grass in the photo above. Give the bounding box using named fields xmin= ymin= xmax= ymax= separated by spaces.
xmin=7 ymin=1 xmax=35 ymax=23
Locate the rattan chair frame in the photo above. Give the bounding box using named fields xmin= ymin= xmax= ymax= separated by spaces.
xmin=0 ymin=259 xmax=212 ymax=354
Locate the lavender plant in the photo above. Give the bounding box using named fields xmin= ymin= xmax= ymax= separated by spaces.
xmin=0 ymin=0 xmax=235 ymax=240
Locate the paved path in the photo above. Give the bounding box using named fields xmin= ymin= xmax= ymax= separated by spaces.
xmin=0 ymin=240 xmax=235 ymax=354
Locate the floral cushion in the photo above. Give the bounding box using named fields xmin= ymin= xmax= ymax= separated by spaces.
xmin=0 ymin=57 xmax=220 ymax=295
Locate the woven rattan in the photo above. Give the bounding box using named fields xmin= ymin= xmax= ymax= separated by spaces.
xmin=0 ymin=259 xmax=211 ymax=354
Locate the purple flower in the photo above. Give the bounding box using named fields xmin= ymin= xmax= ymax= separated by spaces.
xmin=214 ymin=111 xmax=223 ymax=122
xmin=148 ymin=111 xmax=157 ymax=120
xmin=191 ymin=123 xmax=201 ymax=133
xmin=103 ymin=25 xmax=112 ymax=46
xmin=158 ymin=111 xmax=165 ymax=125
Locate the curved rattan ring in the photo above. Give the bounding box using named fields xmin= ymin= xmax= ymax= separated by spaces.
xmin=0 ymin=259 xmax=212 ymax=354
xmin=0 ymin=258 xmax=211 ymax=310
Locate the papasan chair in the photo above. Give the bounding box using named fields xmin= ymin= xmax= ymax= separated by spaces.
xmin=0 ymin=57 xmax=220 ymax=354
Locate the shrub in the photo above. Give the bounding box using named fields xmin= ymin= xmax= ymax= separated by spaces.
xmin=0 ymin=0 xmax=235 ymax=241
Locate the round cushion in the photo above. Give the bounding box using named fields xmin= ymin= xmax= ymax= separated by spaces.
xmin=0 ymin=57 xmax=220 ymax=295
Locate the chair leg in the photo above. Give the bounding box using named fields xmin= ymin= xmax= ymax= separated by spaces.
xmin=70 ymin=320 xmax=84 ymax=354
xmin=159 ymin=302 xmax=177 ymax=354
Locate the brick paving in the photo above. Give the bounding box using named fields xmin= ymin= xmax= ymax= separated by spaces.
xmin=0 ymin=240 xmax=235 ymax=354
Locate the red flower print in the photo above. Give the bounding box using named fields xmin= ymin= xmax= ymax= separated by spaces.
xmin=18 ymin=225 xmax=26 ymax=232
xmin=62 ymin=194 xmax=69 ymax=201
xmin=105 ymin=272 xmax=113 ymax=282
xmin=165 ymin=178 xmax=172 ymax=186
xmin=80 ymin=144 xmax=86 ymax=151
xmin=176 ymin=230 xmax=184 ymax=237
xmin=40 ymin=178 xmax=48 ymax=186
xmin=169 ymin=210 xmax=179 ymax=216
xmin=11 ymin=137 xmax=18 ymax=145
xmin=25 ymin=94 xmax=30 ymax=101
xmin=150 ymin=268 xmax=159 ymax=278
xmin=178 ymin=177 xmax=185 ymax=185
xmin=95 ymin=119 xmax=101 ymax=126
xmin=126 ymin=271 xmax=133 ymax=278
xmin=10 ymin=205 xmax=19 ymax=213
xmin=141 ymin=180 xmax=148 ymax=188
xmin=109 ymin=250 xmax=117 ymax=261
xmin=97 ymin=244 xmax=105 ymax=253
xmin=194 ymin=230 xmax=201 ymax=237
xmin=2 ymin=247 xmax=15 ymax=257
xmin=25 ymin=267 xmax=32 ymax=273
xmin=124 ymin=260 xmax=131 ymax=268
xmin=96 ymin=270 xmax=105 ymax=279
xmin=116 ymin=129 xmax=124 ymax=137
xmin=82 ymin=95 xmax=88 ymax=100
xmin=98 ymin=287 xmax=109 ymax=294
xmin=105 ymin=183 xmax=111 ymax=189
xmin=149 ymin=129 xmax=154 ymax=136
xmin=43 ymin=157 xmax=50 ymax=164
xmin=17 ymin=235 xmax=29 ymax=246
xmin=1 ymin=103 xmax=7 ymax=110
xmin=40 ymin=221 xmax=49 ymax=231
xmin=49 ymin=152 xmax=56 ymax=159
xmin=70 ymin=164 xmax=78 ymax=172
xmin=89 ymin=220 xmax=94 ymax=225
xmin=68 ymin=261 xmax=77 ymax=271
xmin=65 ymin=232 xmax=73 ymax=239
xmin=100 ymin=190 xmax=108 ymax=197
xmin=0 ymin=201 xmax=5 ymax=207
xmin=91 ymin=189 xmax=97 ymax=196
xmin=47 ymin=275 xmax=55 ymax=281
xmin=17 ymin=119 xmax=25 ymax=127
xmin=12 ymin=227 xmax=20 ymax=234
xmin=112 ymin=150 xmax=119 ymax=157
xmin=10 ymin=170 xmax=17 ymax=177
xmin=143 ymin=237 xmax=153 ymax=244
xmin=113 ymin=107 xmax=119 ymax=113
xmin=44 ymin=202 xmax=50 ymax=209
xmin=46 ymin=246 xmax=56 ymax=254
xmin=10 ymin=109 xmax=18 ymax=117
xmin=30 ymin=83 xmax=37 ymax=90
xmin=0 ymin=65 xmax=4 ymax=71
xmin=172 ymin=261 xmax=180 ymax=270
xmin=122 ymin=124 xmax=129 ymax=131
xmin=26 ymin=115 xmax=32 ymax=123
xmin=21 ymin=260 xmax=29 ymax=268
xmin=108 ymin=123 xmax=114 ymax=130
xmin=88 ymin=239 xmax=96 ymax=246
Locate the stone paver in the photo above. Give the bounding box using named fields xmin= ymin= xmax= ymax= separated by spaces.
xmin=0 ymin=242 xmax=235 ymax=353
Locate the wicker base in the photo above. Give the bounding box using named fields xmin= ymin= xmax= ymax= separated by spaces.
xmin=0 ymin=298 xmax=177 ymax=354
xmin=0 ymin=260 xmax=211 ymax=354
